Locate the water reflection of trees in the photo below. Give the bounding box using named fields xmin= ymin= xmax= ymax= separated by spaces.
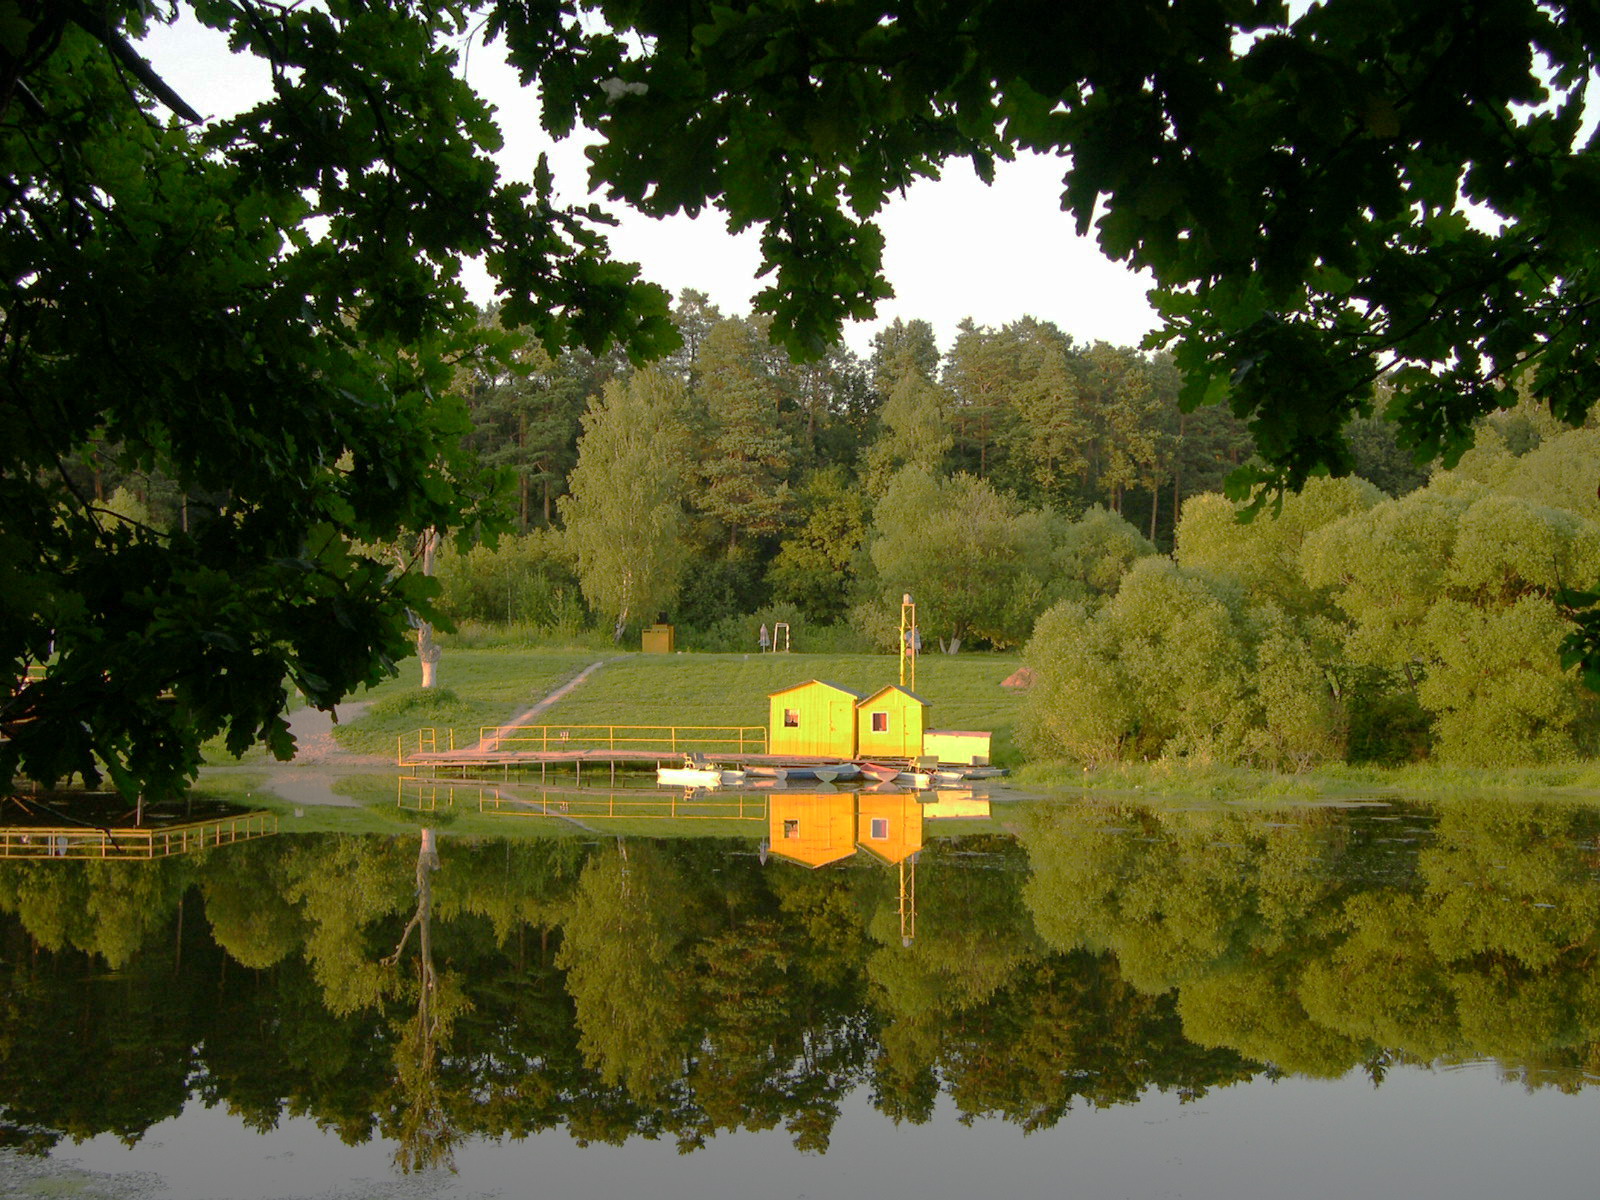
xmin=2 ymin=797 xmax=1599 ymax=1159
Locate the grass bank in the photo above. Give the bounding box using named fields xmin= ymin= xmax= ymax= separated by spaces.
xmin=327 ymin=648 xmax=1027 ymax=764
xmin=1016 ymin=758 xmax=1600 ymax=803
xmin=329 ymin=649 xmax=600 ymax=757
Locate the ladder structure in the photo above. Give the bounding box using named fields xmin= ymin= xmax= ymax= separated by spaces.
xmin=899 ymin=593 xmax=918 ymax=691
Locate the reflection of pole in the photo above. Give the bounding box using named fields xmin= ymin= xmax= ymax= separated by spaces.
xmin=899 ymin=854 xmax=917 ymax=947
xmin=899 ymin=593 xmax=917 ymax=691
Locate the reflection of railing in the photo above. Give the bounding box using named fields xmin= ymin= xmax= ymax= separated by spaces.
xmin=0 ymin=811 xmax=277 ymax=859
xmin=476 ymin=724 xmax=767 ymax=756
xmin=482 ymin=788 xmax=769 ymax=823
xmin=396 ymin=777 xmax=768 ymax=822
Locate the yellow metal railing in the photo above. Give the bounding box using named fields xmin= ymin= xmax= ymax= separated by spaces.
xmin=480 ymin=787 xmax=769 ymax=823
xmin=0 ymin=811 xmax=278 ymax=860
xmin=401 ymin=724 xmax=766 ymax=761
xmin=477 ymin=724 xmax=767 ymax=755
xmin=397 ymin=777 xmax=770 ymax=822
xmin=397 ymin=725 xmax=456 ymax=765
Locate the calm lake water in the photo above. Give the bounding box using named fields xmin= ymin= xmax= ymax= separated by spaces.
xmin=3 ymin=787 xmax=1599 ymax=1198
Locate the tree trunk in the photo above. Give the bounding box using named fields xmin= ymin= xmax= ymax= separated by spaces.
xmin=418 ymin=529 xmax=441 ymax=688
xmin=1149 ymin=481 xmax=1160 ymax=543
xmin=1172 ymin=411 xmax=1186 ymax=529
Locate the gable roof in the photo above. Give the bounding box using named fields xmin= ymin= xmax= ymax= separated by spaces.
xmin=767 ymin=679 xmax=865 ymax=700
xmin=857 ymin=683 xmax=930 ymax=708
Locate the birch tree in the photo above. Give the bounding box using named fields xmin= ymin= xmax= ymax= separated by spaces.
xmin=560 ymin=371 xmax=692 ymax=641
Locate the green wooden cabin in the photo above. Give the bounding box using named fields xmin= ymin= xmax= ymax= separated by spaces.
xmin=767 ymin=679 xmax=863 ymax=759
xmin=855 ymin=684 xmax=929 ymax=760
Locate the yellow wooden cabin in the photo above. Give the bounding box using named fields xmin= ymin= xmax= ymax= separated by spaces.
xmin=767 ymin=680 xmax=863 ymax=759
xmin=856 ymin=792 xmax=924 ymax=865
xmin=855 ymin=684 xmax=928 ymax=760
xmin=766 ymin=793 xmax=857 ymax=868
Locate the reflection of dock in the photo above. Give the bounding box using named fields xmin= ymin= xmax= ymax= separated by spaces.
xmin=396 ymin=779 xmax=992 ymax=840
xmin=0 ymin=811 xmax=277 ymax=860
xmin=400 ymin=777 xmax=771 ymax=822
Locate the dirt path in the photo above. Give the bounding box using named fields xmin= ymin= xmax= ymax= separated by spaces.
xmin=248 ymin=661 xmax=613 ymax=806
xmin=473 ymin=659 xmax=611 ymax=750
xmin=285 ymin=700 xmax=375 ymax=764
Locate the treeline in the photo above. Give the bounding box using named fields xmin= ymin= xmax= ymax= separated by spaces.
xmin=1024 ymin=411 xmax=1600 ymax=769
xmin=433 ymin=292 xmax=1427 ymax=650
xmin=73 ymin=289 xmax=1431 ymax=655
xmin=4 ymin=801 xmax=1600 ymax=1160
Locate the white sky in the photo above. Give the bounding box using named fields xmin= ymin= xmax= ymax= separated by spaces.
xmin=139 ymin=12 xmax=1158 ymax=361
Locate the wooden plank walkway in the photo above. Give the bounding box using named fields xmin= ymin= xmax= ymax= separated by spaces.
xmin=397 ymin=723 xmax=886 ymax=778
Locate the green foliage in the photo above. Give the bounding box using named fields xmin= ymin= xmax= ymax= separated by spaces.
xmin=866 ymin=468 xmax=1056 ymax=650
xmin=1049 ymin=505 xmax=1157 ymax=605
xmin=558 ymin=0 xmax=1600 ymax=502
xmin=435 ymin=530 xmax=586 ymax=635
xmin=1024 ymin=558 xmax=1344 ymax=770
xmin=691 ymin=319 xmax=796 ymax=547
xmin=861 ymin=367 xmax=954 ymax=497
xmin=766 ymin=468 xmax=870 ymax=623
xmin=1 ymin=2 xmax=678 ymax=799
xmin=559 ymin=370 xmax=694 ymax=640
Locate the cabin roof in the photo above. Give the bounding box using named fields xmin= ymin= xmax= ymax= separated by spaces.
xmin=858 ymin=683 xmax=931 ymax=707
xmin=768 ymin=679 xmax=865 ymax=700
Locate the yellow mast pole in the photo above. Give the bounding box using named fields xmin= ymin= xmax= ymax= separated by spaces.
xmin=899 ymin=593 xmax=917 ymax=691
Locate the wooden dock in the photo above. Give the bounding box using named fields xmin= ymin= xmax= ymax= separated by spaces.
xmin=397 ymin=723 xmax=866 ymax=781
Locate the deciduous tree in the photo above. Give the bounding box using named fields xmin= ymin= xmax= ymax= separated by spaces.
xmin=560 ymin=370 xmax=693 ymax=641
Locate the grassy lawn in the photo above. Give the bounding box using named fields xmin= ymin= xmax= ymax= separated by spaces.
xmin=325 ymin=647 xmax=1026 ymax=763
xmin=533 ymin=651 xmax=1027 ymax=764
xmin=330 ymin=648 xmax=602 ymax=756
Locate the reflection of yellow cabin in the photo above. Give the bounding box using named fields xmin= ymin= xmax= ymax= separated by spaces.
xmin=766 ymin=793 xmax=857 ymax=868
xmin=856 ymin=685 xmax=928 ymax=759
xmin=922 ymin=793 xmax=991 ymax=819
xmin=857 ymin=792 xmax=924 ymax=864
xmin=767 ymin=680 xmax=862 ymax=758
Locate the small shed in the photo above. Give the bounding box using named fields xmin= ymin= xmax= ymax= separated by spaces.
xmin=768 ymin=680 xmax=863 ymax=759
xmin=922 ymin=729 xmax=991 ymax=766
xmin=641 ymin=623 xmax=675 ymax=653
xmin=857 ymin=792 xmax=924 ymax=865
xmin=855 ymin=684 xmax=930 ymax=760
xmin=766 ymin=793 xmax=857 ymax=869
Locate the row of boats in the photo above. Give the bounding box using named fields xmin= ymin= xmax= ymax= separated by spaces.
xmin=656 ymin=758 xmax=1006 ymax=790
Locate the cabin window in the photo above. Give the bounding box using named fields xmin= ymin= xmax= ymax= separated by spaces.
xmin=871 ymin=711 xmax=889 ymax=732
xmin=783 ymin=819 xmax=800 ymax=839
xmin=870 ymin=817 xmax=889 ymax=840
xmin=783 ymin=708 xmax=800 ymax=727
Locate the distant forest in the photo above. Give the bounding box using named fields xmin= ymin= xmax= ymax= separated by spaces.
xmin=75 ymin=288 xmax=1429 ymax=647
xmin=81 ymin=290 xmax=1600 ymax=770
